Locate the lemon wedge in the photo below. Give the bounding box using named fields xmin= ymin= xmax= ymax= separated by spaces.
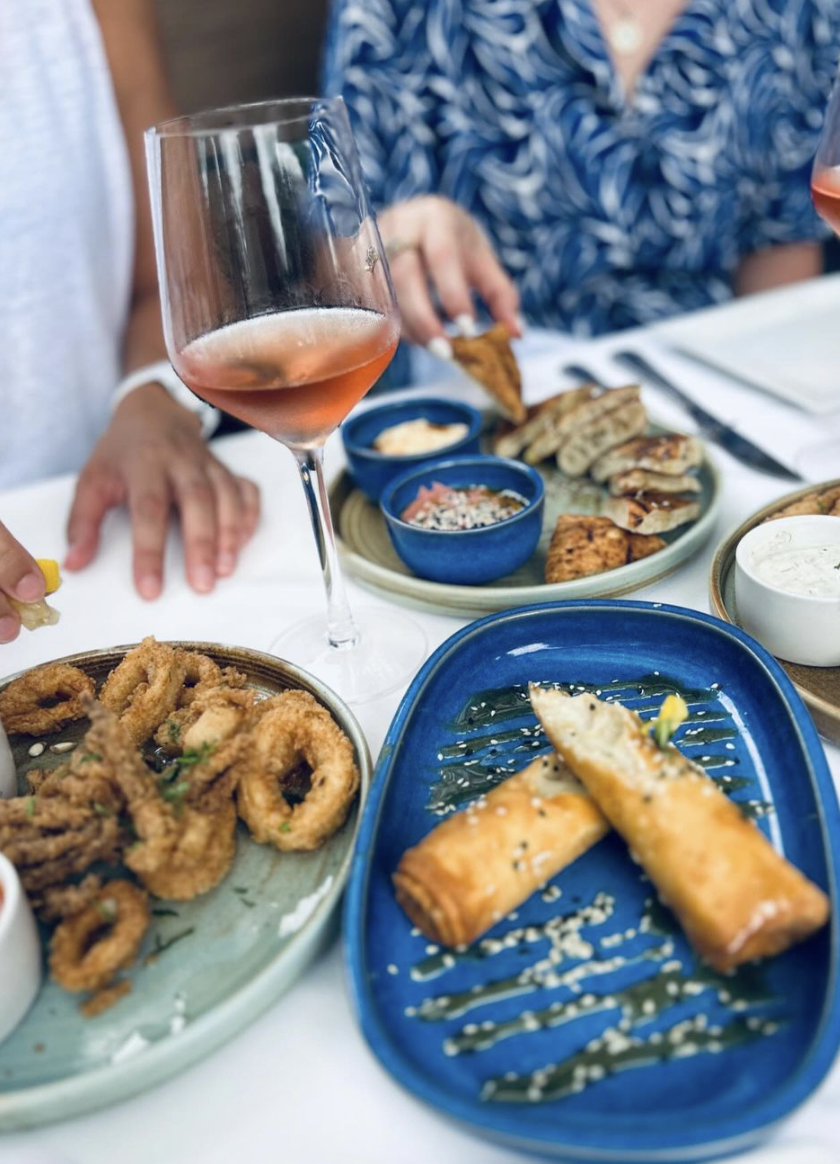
xmin=9 ymin=559 xmax=62 ymax=631
xmin=36 ymin=559 xmax=61 ymax=596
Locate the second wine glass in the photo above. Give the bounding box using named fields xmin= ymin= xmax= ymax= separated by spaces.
xmin=145 ymin=96 xmax=426 ymax=702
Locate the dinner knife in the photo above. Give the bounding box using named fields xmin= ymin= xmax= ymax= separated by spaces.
xmin=574 ymin=350 xmax=802 ymax=482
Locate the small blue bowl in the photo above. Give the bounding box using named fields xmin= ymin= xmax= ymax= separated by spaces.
xmin=380 ymin=456 xmax=545 ymax=585
xmin=341 ymin=397 xmax=483 ymax=502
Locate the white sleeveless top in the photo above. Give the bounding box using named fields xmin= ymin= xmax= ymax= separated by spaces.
xmin=0 ymin=0 xmax=134 ymax=489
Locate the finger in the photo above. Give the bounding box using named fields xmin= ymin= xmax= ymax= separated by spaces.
xmin=236 ymin=477 xmax=261 ymax=547
xmin=390 ymin=249 xmax=448 ymax=348
xmin=0 ymin=519 xmax=44 ymax=603
xmin=65 ymin=467 xmax=124 ymax=571
xmin=127 ymin=471 xmax=172 ymax=601
xmin=0 ymin=592 xmax=21 ymax=645
xmin=206 ymin=464 xmax=244 ymax=577
xmin=170 ymin=466 xmax=218 ymax=594
xmin=423 ymin=227 xmax=478 ymax=328
xmin=465 ymin=241 xmax=522 ymax=336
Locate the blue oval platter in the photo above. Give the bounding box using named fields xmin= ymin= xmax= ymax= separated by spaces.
xmin=344 ymin=600 xmax=840 ymax=1163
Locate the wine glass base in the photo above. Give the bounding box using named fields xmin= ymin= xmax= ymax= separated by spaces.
xmin=269 ymin=608 xmax=428 ymax=705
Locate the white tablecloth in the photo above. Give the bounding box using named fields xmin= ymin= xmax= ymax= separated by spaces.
xmin=1 ymin=279 xmax=840 ymax=1164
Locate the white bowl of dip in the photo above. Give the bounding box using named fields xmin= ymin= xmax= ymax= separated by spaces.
xmin=0 ymin=853 xmax=42 ymax=1046
xmin=735 ymin=515 xmax=840 ymax=667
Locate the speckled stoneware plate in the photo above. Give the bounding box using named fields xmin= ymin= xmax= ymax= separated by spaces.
xmin=344 ymin=601 xmax=839 ymax=1163
xmin=710 ymin=478 xmax=840 ymax=746
xmin=0 ymin=642 xmax=370 ymax=1131
xmin=332 ymin=428 xmax=721 ymax=618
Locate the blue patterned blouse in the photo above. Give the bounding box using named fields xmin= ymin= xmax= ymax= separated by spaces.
xmin=324 ymin=0 xmax=839 ymax=336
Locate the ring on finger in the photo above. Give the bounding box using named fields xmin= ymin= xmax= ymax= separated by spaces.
xmin=384 ymin=237 xmax=419 ymax=262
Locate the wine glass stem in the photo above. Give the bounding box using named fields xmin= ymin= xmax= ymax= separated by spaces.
xmin=291 ymin=446 xmax=360 ymax=651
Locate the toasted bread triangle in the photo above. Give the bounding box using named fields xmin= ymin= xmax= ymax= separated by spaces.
xmin=451 ymin=323 xmax=526 ymax=423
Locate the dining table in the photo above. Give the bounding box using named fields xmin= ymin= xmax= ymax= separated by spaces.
xmin=1 ymin=275 xmax=840 ymax=1164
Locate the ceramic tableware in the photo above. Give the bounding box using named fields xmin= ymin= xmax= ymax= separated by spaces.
xmin=341 ymin=397 xmax=483 ymax=501
xmin=710 ymin=478 xmax=840 ymax=744
xmin=332 ymin=423 xmax=721 ymax=617
xmin=0 ymin=642 xmax=371 ymax=1131
xmin=380 ymin=455 xmax=544 ymax=584
xmin=0 ymin=854 xmax=42 ymax=1049
xmin=345 ymin=600 xmax=839 ymax=1163
xmin=735 ymin=516 xmax=840 ymax=667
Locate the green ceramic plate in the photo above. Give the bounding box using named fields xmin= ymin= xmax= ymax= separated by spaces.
xmin=0 ymin=642 xmax=370 ymax=1131
xmin=710 ymin=478 xmax=840 ymax=746
xmin=333 ymin=431 xmax=721 ymax=618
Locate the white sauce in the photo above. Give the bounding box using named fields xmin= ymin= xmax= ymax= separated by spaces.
xmin=753 ymin=540 xmax=840 ymax=598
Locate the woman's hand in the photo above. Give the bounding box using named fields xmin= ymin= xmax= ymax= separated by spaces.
xmin=0 ymin=524 xmax=45 ymax=644
xmin=65 ymin=385 xmax=260 ymax=600
xmin=377 ymin=196 xmax=521 ymax=350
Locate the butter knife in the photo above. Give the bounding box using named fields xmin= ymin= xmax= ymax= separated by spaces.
xmin=611 ymin=350 xmax=802 ymax=482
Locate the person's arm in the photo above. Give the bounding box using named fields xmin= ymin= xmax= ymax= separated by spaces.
xmin=735 ymin=242 xmax=823 ymax=297
xmin=0 ymin=524 xmax=44 ymax=645
xmin=65 ymin=0 xmax=260 ymax=600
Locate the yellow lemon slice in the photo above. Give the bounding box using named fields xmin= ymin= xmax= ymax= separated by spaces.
xmin=35 ymin=559 xmax=61 ymax=595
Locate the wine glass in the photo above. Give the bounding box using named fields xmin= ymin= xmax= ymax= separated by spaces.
xmin=145 ymin=97 xmax=426 ymax=703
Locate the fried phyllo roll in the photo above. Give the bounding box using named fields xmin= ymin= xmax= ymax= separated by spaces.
xmin=393 ymin=753 xmax=609 ymax=947
xmin=529 ymin=687 xmax=830 ymax=972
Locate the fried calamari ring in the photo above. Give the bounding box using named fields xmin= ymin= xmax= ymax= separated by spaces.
xmin=0 ymin=663 xmax=94 ymax=736
xmin=174 ymin=652 xmax=248 ymax=710
xmin=126 ymin=799 xmax=237 ymax=900
xmin=49 ymin=880 xmax=150 ymax=993
xmin=236 ymin=690 xmax=360 ymax=851
xmin=99 ymin=637 xmax=185 ymax=745
xmin=175 ymin=651 xmax=223 ymax=706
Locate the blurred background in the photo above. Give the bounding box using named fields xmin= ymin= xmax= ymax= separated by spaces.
xmin=155 ymin=0 xmax=330 ymax=112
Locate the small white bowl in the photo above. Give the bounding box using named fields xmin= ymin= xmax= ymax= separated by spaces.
xmin=735 ymin=515 xmax=840 ymax=667
xmin=0 ymin=853 xmax=42 ymax=1046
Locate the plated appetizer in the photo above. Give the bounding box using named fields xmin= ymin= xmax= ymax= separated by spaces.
xmin=394 ymin=689 xmax=828 ymax=970
xmin=495 ymin=384 xmax=706 ymax=583
xmin=0 ymin=637 xmax=360 ymax=1016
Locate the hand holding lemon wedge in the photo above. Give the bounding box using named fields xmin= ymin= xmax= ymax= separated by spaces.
xmin=9 ymin=560 xmax=62 ymax=631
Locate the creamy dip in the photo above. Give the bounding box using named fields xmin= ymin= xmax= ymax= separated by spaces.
xmin=374 ymin=418 xmax=468 ymax=456
xmin=753 ymin=543 xmax=840 ymax=598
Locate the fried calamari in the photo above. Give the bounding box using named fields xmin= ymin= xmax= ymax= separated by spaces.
xmin=0 ymin=663 xmax=94 ymax=736
xmin=49 ymin=880 xmax=150 ymax=993
xmin=99 ymin=636 xmax=185 ymax=745
xmin=236 ymin=690 xmax=359 ymax=851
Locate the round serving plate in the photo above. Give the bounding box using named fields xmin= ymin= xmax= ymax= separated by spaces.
xmin=331 ymin=438 xmax=722 ymax=619
xmin=0 ymin=642 xmax=371 ymax=1130
xmin=710 ymin=478 xmax=840 ymax=746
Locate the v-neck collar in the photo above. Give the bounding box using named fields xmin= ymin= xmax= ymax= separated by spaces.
xmin=574 ymin=0 xmax=707 ymax=108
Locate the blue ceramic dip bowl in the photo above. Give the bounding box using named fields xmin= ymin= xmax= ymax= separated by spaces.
xmin=379 ymin=455 xmax=545 ymax=585
xmin=341 ymin=397 xmax=483 ymax=503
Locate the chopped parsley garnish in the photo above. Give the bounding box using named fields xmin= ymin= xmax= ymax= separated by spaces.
xmin=278 ymin=822 xmax=292 ymax=833
xmin=166 ymin=719 xmax=181 ymax=743
xmin=177 ymin=742 xmax=216 ymax=770
xmin=25 ymin=797 xmax=35 ymax=819
xmin=92 ymin=801 xmax=113 ymax=817
xmin=79 ymin=751 xmax=102 ymax=764
xmin=151 ymin=927 xmax=195 ymax=957
xmin=161 ymin=780 xmax=191 ymax=805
